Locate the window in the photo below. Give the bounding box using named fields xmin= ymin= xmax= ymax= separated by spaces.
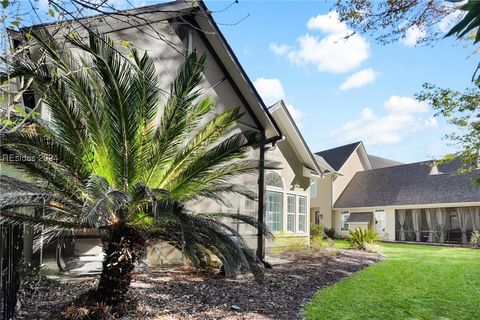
xmin=375 ymin=209 xmax=386 ymax=233
xmin=287 ymin=195 xmax=296 ymax=232
xmin=314 ymin=211 xmax=322 ymax=224
xmin=266 ymin=191 xmax=283 ymax=232
xmin=298 ymin=196 xmax=307 ymax=232
xmin=245 ymin=197 xmax=255 ymax=212
xmin=341 ymin=211 xmax=350 ymax=231
xmin=310 ymin=179 xmax=317 ymax=199
xmin=265 ymin=172 xmax=283 ymax=189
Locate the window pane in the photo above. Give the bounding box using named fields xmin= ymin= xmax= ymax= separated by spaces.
xmin=298 ymin=197 xmax=306 ymax=214
xmin=298 ymin=215 xmax=306 ymax=232
xmin=266 ymin=172 xmax=283 ymax=188
xmin=266 ymin=191 xmax=283 ymax=232
xmin=286 ymin=195 xmax=295 ymax=232
xmin=341 ymin=211 xmax=350 ymax=231
xmin=298 ymin=196 xmax=307 ymax=232
xmin=310 ymin=179 xmax=317 ymax=199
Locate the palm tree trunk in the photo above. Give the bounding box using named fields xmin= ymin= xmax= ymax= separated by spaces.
xmin=96 ymin=223 xmax=144 ymax=305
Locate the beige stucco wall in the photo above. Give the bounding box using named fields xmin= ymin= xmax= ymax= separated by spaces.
xmin=310 ymin=175 xmax=333 ymax=228
xmin=332 ymin=148 xmax=370 ymax=202
xmin=348 ymin=222 xmax=369 ymax=231
xmin=332 ymin=207 xmax=396 ymax=241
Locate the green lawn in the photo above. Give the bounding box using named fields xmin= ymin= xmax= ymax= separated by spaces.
xmin=304 ymin=242 xmax=480 ymax=320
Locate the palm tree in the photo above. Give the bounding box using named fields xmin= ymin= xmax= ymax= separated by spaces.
xmin=0 ymin=30 xmax=276 ymax=305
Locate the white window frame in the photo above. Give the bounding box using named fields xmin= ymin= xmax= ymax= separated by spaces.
xmin=266 ymin=190 xmax=283 ymax=232
xmin=286 ymin=194 xmax=296 ymax=232
xmin=341 ymin=211 xmax=350 ymax=231
xmin=297 ymin=196 xmax=307 ymax=233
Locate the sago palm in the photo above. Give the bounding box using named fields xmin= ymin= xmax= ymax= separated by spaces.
xmin=0 ymin=30 xmax=276 ymax=304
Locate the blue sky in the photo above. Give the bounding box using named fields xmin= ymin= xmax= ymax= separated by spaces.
xmin=202 ymin=0 xmax=475 ymax=163
xmin=21 ymin=0 xmax=476 ymax=163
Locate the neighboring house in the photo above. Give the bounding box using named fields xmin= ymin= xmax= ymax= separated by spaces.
xmin=4 ymin=1 xmax=291 ymax=269
xmin=310 ymin=142 xmax=387 ymax=236
xmin=265 ymin=101 xmax=333 ymax=250
xmin=310 ymin=141 xmax=480 ymax=244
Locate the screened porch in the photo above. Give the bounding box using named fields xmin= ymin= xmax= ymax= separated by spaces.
xmin=395 ymin=207 xmax=480 ymax=244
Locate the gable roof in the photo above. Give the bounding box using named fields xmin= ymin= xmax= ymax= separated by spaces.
xmin=21 ymin=1 xmax=281 ymax=142
xmin=334 ymin=160 xmax=480 ymax=208
xmin=315 ymin=142 xmax=362 ymax=171
xmin=269 ymin=101 xmax=335 ymax=175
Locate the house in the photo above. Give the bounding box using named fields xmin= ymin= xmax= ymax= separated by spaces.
xmin=310 ymin=141 xmax=480 ymax=244
xmin=3 ymin=0 xmax=326 ymax=270
xmin=310 ymin=141 xmax=399 ymax=237
xmin=264 ymin=101 xmax=333 ymax=250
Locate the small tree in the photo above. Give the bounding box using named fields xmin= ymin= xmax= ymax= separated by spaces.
xmin=0 ymin=30 xmax=277 ymax=306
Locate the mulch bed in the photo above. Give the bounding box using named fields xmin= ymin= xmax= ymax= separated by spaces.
xmin=17 ymin=248 xmax=382 ymax=319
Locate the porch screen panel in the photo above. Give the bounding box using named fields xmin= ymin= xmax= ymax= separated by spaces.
xmin=397 ymin=209 xmax=406 ymax=241
xmin=266 ymin=191 xmax=283 ymax=232
xmin=457 ymin=208 xmax=469 ymax=244
xmin=412 ymin=209 xmax=422 ymax=242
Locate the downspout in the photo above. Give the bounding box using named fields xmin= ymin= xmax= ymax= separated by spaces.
xmin=256 ymin=132 xmax=266 ymax=260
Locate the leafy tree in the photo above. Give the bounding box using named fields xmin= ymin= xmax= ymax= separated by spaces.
xmin=416 ymin=83 xmax=480 ymax=182
xmin=335 ymin=0 xmax=462 ymax=45
xmin=0 ymin=30 xmax=277 ymax=306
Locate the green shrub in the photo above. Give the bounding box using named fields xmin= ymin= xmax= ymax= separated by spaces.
xmin=310 ymin=224 xmax=325 ymax=239
xmin=272 ymin=231 xmax=309 ymax=254
xmin=347 ymin=228 xmax=379 ymax=251
xmin=324 ymin=227 xmax=336 ymax=239
xmin=310 ymin=236 xmax=323 ymax=251
xmin=471 ymin=230 xmax=480 ymax=248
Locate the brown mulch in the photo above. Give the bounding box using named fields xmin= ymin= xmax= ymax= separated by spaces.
xmin=17 ymin=248 xmax=383 ymax=320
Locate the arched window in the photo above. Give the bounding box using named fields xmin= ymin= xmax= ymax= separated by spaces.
xmin=265 ymin=172 xmax=283 ymax=189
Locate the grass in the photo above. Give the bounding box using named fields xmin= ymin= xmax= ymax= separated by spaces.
xmin=304 ymin=242 xmax=480 ymax=320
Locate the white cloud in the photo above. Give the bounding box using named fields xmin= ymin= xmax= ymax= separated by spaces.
xmin=307 ymin=11 xmax=349 ymax=34
xmin=269 ymin=43 xmax=291 ymax=55
xmin=340 ymin=68 xmax=377 ymax=90
xmin=270 ymin=11 xmax=370 ymax=74
xmin=401 ymin=25 xmax=426 ymax=46
xmin=253 ymin=77 xmax=303 ymax=126
xmin=286 ymin=104 xmax=303 ymax=125
xmin=383 ymin=95 xmax=429 ymax=114
xmin=253 ymin=78 xmax=285 ymax=106
xmin=330 ymin=96 xmax=437 ymax=145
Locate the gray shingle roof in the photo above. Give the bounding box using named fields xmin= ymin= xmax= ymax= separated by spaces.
xmin=315 ymin=142 xmax=361 ymax=171
xmin=334 ymin=160 xmax=480 ymax=208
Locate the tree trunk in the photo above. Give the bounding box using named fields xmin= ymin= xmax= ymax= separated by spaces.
xmin=96 ymin=223 xmax=145 ymax=305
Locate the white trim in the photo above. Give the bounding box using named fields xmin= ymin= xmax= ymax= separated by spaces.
xmin=334 ymin=201 xmax=480 ymax=211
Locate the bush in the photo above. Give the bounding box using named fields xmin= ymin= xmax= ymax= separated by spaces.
xmin=310 ymin=236 xmax=323 ymax=251
xmin=471 ymin=230 xmax=480 ymax=248
xmin=324 ymin=227 xmax=336 ymax=239
xmin=347 ymin=228 xmax=379 ymax=251
xmin=310 ymin=224 xmax=324 ymax=239
xmin=272 ymin=231 xmax=309 ymax=254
